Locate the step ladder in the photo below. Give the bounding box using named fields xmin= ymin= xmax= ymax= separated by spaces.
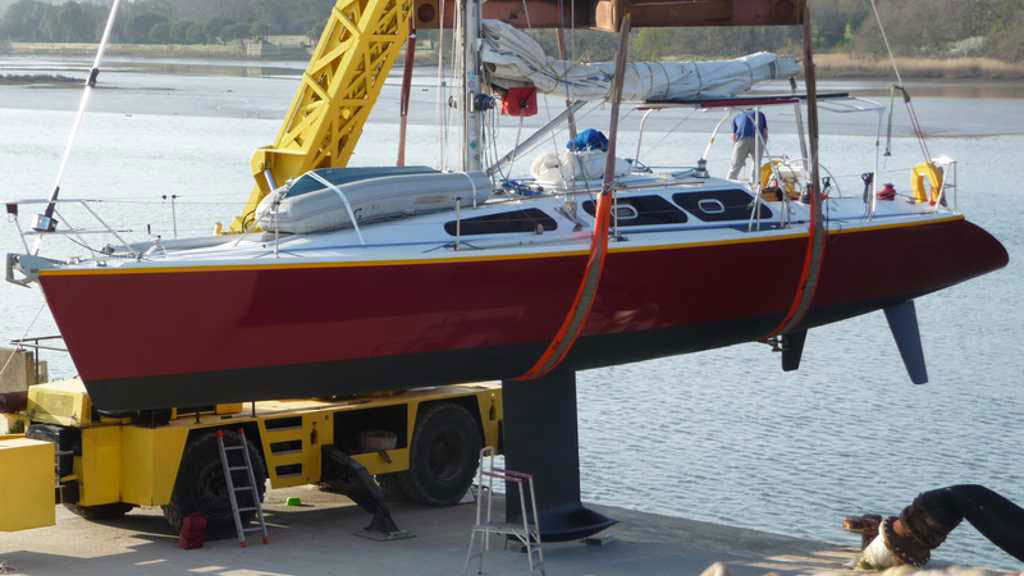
xmin=464 ymin=447 xmax=545 ymax=575
xmin=216 ymin=429 xmax=269 ymax=547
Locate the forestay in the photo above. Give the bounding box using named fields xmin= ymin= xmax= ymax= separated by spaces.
xmin=480 ymin=19 xmax=800 ymax=102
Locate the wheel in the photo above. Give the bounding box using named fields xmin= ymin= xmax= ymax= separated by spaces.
xmin=64 ymin=502 xmax=134 ymax=520
xmin=397 ymin=402 xmax=482 ymax=506
xmin=162 ymin=430 xmax=266 ymax=533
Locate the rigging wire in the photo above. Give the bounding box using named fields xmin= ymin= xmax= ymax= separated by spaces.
xmin=53 ymin=207 xmax=95 ymax=254
xmin=510 ymin=102 xmax=602 ymax=164
xmin=647 ymin=109 xmax=698 ymax=151
xmin=868 ymin=0 xmax=931 ymax=162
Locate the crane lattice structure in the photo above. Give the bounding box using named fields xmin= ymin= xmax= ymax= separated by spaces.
xmin=232 ymin=0 xmax=413 ymax=231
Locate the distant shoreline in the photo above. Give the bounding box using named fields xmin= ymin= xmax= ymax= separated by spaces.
xmin=813 ymin=53 xmax=1024 ymax=81
xmin=5 ymin=42 xmax=1024 ymax=81
xmin=4 ymin=41 xmax=309 ymax=60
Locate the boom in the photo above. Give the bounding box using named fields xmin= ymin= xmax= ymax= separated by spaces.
xmin=232 ymin=0 xmax=413 ymax=232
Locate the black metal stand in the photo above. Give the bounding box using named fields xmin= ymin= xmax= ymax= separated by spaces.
xmin=322 ymin=446 xmax=413 ymax=541
xmin=501 ymin=368 xmax=616 ymax=542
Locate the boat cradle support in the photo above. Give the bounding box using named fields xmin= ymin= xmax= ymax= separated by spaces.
xmin=502 ymin=368 xmax=617 ymax=542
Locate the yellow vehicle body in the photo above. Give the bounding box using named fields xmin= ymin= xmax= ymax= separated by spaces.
xmin=4 ymin=379 xmax=501 ymax=521
xmin=1 ymin=0 xmax=499 ymax=531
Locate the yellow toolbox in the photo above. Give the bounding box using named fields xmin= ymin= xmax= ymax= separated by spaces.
xmin=0 ymin=434 xmax=55 ymax=531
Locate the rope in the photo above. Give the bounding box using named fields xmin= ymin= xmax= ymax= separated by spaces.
xmin=307 ymin=171 xmax=366 ymax=245
xmin=0 ymin=303 xmax=47 ymax=383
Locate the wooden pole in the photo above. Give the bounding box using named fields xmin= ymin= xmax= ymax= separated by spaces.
xmin=765 ymin=0 xmax=828 ymax=339
xmin=802 ymin=8 xmax=821 ymax=203
xmin=601 ymin=11 xmax=630 ymax=196
xmin=397 ymin=15 xmax=417 ymax=166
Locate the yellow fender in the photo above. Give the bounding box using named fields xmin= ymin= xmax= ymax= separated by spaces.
xmin=911 ymin=162 xmax=944 ymax=205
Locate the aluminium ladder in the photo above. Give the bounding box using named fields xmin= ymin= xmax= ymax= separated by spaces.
xmin=464 ymin=447 xmax=545 ymax=575
xmin=217 ymin=429 xmax=269 ymax=547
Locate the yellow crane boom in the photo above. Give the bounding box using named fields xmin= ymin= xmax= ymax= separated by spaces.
xmin=231 ymin=0 xmax=413 ymax=232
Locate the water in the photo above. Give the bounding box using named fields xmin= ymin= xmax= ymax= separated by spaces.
xmin=1 ymin=55 xmax=1022 ymax=570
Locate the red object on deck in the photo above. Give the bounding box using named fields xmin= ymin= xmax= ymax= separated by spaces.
xmin=179 ymin=513 xmax=208 ymax=549
xmin=879 ymin=183 xmax=897 ymax=201
xmin=502 ymin=87 xmax=538 ymax=117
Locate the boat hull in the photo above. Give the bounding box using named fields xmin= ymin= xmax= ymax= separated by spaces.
xmin=38 ymin=217 xmax=1008 ymax=410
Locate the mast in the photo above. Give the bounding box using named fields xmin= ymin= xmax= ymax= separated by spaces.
xmin=461 ymin=0 xmax=485 ymax=171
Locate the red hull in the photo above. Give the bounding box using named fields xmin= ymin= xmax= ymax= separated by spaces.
xmin=38 ymin=217 xmax=1007 ymax=409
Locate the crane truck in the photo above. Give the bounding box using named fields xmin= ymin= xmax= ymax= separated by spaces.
xmin=0 ymin=0 xmax=503 ymax=536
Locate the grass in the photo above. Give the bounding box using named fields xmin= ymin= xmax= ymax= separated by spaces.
xmin=814 ymin=53 xmax=1024 ymax=80
xmin=0 ymin=73 xmax=81 ymax=85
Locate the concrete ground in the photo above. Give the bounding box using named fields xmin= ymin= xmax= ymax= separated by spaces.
xmin=0 ymin=485 xmax=950 ymax=576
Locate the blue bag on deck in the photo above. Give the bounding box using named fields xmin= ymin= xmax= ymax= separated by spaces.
xmin=567 ymin=129 xmax=609 ymax=152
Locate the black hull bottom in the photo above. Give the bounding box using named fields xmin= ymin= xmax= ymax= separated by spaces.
xmin=87 ymin=297 xmax=900 ymax=411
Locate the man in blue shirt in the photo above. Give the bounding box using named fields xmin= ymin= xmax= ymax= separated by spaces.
xmin=728 ymin=110 xmax=768 ymax=180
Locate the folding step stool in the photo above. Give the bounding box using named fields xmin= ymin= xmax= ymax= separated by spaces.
xmin=464 ymin=447 xmax=545 ymax=575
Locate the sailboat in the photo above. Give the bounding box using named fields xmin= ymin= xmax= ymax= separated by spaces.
xmin=4 ymin=0 xmax=1008 ymax=412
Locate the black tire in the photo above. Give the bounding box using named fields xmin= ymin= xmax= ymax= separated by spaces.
xmin=397 ymin=402 xmax=482 ymax=506
xmin=64 ymin=502 xmax=134 ymax=520
xmin=162 ymin=430 xmax=266 ymax=533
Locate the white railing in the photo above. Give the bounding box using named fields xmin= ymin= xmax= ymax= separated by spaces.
xmin=5 ymin=198 xmax=137 ymax=258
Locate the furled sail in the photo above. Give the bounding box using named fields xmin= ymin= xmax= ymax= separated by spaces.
xmin=480 ymin=19 xmax=800 ymax=102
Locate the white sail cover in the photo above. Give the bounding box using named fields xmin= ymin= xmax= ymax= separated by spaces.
xmin=481 ymin=19 xmax=800 ymax=102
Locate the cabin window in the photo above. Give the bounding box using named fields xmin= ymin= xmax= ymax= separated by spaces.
xmin=672 ymin=189 xmax=773 ymax=221
xmin=444 ymin=208 xmax=558 ymax=236
xmin=697 ymin=199 xmax=726 ymax=215
xmin=614 ymin=205 xmax=640 ymax=221
xmin=581 ymin=196 xmax=688 ymax=226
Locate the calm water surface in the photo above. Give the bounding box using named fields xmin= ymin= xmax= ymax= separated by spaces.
xmin=1 ymin=56 xmax=1021 ymax=570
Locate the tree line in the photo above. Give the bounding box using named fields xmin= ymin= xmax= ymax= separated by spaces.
xmin=0 ymin=0 xmax=335 ymax=44
xmin=628 ymin=0 xmax=1024 ymax=62
xmin=1 ymin=0 xmax=1022 ymax=62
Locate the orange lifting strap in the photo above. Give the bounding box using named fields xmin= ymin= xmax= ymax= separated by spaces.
xmin=515 ymin=189 xmax=613 ymax=382
xmin=515 ymin=12 xmax=631 ymax=382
